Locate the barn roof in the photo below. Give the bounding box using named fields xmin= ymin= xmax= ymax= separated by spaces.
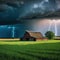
xmin=26 ymin=30 xmax=43 ymax=38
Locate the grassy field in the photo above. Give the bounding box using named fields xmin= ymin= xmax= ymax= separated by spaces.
xmin=0 ymin=40 xmax=60 ymax=60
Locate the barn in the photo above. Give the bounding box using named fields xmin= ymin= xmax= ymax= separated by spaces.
xmin=21 ymin=31 xmax=46 ymax=41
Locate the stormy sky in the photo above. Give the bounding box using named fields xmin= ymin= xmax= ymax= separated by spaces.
xmin=0 ymin=0 xmax=60 ymax=23
xmin=0 ymin=0 xmax=60 ymax=37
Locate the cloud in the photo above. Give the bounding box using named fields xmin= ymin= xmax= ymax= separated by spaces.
xmin=0 ymin=3 xmax=21 ymax=25
xmin=0 ymin=4 xmax=8 ymax=12
xmin=18 ymin=0 xmax=60 ymax=20
xmin=0 ymin=0 xmax=60 ymax=25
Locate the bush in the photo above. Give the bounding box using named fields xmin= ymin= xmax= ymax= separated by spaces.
xmin=45 ymin=31 xmax=55 ymax=39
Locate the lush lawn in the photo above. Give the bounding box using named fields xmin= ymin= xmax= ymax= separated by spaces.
xmin=0 ymin=40 xmax=60 ymax=60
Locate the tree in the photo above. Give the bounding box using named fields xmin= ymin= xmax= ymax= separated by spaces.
xmin=45 ymin=31 xmax=55 ymax=39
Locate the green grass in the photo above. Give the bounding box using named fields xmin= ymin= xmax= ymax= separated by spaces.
xmin=0 ymin=40 xmax=60 ymax=60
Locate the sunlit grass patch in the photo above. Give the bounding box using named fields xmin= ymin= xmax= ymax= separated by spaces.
xmin=0 ymin=40 xmax=60 ymax=45
xmin=0 ymin=40 xmax=60 ymax=60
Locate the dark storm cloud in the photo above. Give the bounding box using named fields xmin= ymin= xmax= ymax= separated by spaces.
xmin=0 ymin=0 xmax=60 ymax=25
xmin=17 ymin=0 xmax=60 ymax=20
xmin=0 ymin=1 xmax=22 ymax=24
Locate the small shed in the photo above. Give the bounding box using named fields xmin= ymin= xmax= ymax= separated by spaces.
xmin=21 ymin=31 xmax=44 ymax=41
xmin=54 ymin=36 xmax=60 ymax=40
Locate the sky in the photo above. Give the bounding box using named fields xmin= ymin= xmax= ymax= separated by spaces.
xmin=0 ymin=0 xmax=60 ymax=37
